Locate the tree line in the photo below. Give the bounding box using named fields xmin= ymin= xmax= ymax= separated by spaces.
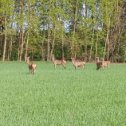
xmin=0 ymin=0 xmax=126 ymax=62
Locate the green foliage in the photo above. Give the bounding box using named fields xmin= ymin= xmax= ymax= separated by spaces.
xmin=0 ymin=0 xmax=125 ymax=62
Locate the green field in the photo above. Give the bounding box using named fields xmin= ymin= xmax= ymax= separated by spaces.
xmin=0 ymin=62 xmax=126 ymax=126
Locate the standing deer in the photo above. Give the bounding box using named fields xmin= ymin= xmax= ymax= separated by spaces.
xmin=51 ymin=54 xmax=66 ymax=69
xmin=71 ymin=57 xmax=86 ymax=70
xmin=26 ymin=57 xmax=37 ymax=74
xmin=101 ymin=58 xmax=110 ymax=68
xmin=96 ymin=57 xmax=110 ymax=70
xmin=96 ymin=57 xmax=103 ymax=70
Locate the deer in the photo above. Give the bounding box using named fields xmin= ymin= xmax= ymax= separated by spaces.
xmin=26 ymin=57 xmax=37 ymax=74
xmin=96 ymin=57 xmax=103 ymax=70
xmin=71 ymin=57 xmax=86 ymax=70
xmin=96 ymin=57 xmax=110 ymax=70
xmin=101 ymin=58 xmax=110 ymax=68
xmin=51 ymin=54 xmax=66 ymax=69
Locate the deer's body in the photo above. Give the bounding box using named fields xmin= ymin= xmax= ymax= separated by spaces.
xmin=101 ymin=58 xmax=110 ymax=68
xmin=105 ymin=61 xmax=110 ymax=66
xmin=71 ymin=58 xmax=85 ymax=69
xmin=96 ymin=57 xmax=110 ymax=70
xmin=96 ymin=57 xmax=103 ymax=70
xmin=51 ymin=55 xmax=66 ymax=69
xmin=26 ymin=57 xmax=36 ymax=74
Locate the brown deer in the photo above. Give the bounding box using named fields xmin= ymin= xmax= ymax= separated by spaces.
xmin=96 ymin=57 xmax=103 ymax=70
xmin=71 ymin=57 xmax=86 ymax=70
xmin=101 ymin=58 xmax=110 ymax=68
xmin=51 ymin=54 xmax=66 ymax=69
xmin=26 ymin=57 xmax=37 ymax=74
xmin=96 ymin=57 xmax=110 ymax=70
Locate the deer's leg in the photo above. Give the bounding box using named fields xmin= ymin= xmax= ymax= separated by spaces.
xmin=33 ymin=70 xmax=35 ymax=74
xmin=62 ymin=63 xmax=66 ymax=69
xmin=82 ymin=65 xmax=84 ymax=69
xmin=29 ymin=69 xmax=31 ymax=74
xmin=75 ymin=66 xmax=77 ymax=70
xmin=31 ymin=69 xmax=33 ymax=74
xmin=54 ymin=64 xmax=56 ymax=69
xmin=32 ymin=68 xmax=35 ymax=74
xmin=107 ymin=64 xmax=109 ymax=68
xmin=96 ymin=64 xmax=100 ymax=70
xmin=97 ymin=67 xmax=100 ymax=70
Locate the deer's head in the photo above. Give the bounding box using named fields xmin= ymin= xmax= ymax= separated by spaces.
xmin=26 ymin=57 xmax=30 ymax=64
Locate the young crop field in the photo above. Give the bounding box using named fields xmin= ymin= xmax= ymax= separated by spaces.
xmin=0 ymin=62 xmax=126 ymax=126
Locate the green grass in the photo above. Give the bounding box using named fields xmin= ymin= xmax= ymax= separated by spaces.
xmin=0 ymin=62 xmax=126 ymax=126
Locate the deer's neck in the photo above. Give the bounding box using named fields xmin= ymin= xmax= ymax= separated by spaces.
xmin=52 ymin=56 xmax=55 ymax=62
xmin=96 ymin=58 xmax=100 ymax=62
xmin=27 ymin=60 xmax=32 ymax=66
xmin=72 ymin=59 xmax=76 ymax=64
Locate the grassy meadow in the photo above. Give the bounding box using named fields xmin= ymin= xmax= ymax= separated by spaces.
xmin=0 ymin=61 xmax=126 ymax=126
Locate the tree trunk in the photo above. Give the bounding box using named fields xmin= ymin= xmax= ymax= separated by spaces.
xmin=7 ymin=36 xmax=13 ymax=61
xmin=104 ymin=17 xmax=110 ymax=60
xmin=25 ymin=32 xmax=29 ymax=61
xmin=2 ymin=17 xmax=7 ymax=62
xmin=89 ymin=45 xmax=93 ymax=62
xmin=19 ymin=0 xmax=24 ymax=62
xmin=95 ymin=33 xmax=98 ymax=59
xmin=61 ymin=27 xmax=64 ymax=59
xmin=47 ymin=25 xmax=50 ymax=61
xmin=105 ymin=30 xmax=110 ymax=60
xmin=50 ymin=25 xmax=56 ymax=58
xmin=71 ymin=0 xmax=78 ymax=56
xmin=41 ymin=41 xmax=44 ymax=61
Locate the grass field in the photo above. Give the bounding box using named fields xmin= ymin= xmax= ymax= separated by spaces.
xmin=0 ymin=62 xmax=126 ymax=126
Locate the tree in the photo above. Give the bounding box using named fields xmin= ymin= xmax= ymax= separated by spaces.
xmin=0 ymin=0 xmax=14 ymax=61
